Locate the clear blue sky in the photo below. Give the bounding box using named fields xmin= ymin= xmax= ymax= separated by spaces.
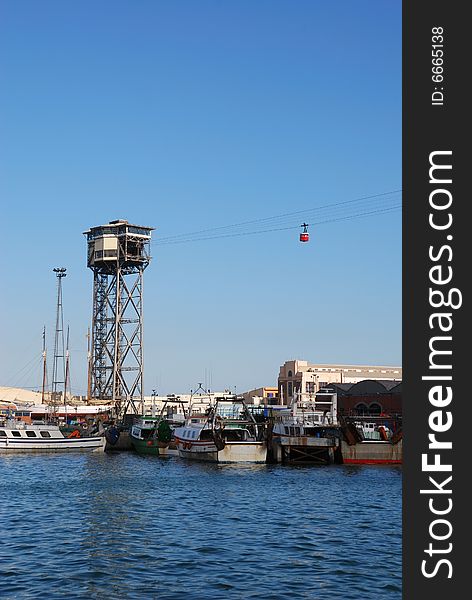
xmin=0 ymin=0 xmax=401 ymax=396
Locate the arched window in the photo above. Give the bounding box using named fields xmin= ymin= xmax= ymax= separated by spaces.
xmin=288 ymin=370 xmax=293 ymax=377
xmin=355 ymin=403 xmax=368 ymax=415
xmin=369 ymin=403 xmax=382 ymax=415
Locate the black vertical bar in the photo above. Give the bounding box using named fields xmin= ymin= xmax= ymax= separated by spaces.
xmin=404 ymin=2 xmax=467 ymax=597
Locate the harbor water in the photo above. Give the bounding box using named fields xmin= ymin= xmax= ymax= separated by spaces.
xmin=0 ymin=454 xmax=401 ymax=599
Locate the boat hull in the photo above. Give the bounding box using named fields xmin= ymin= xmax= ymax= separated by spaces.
xmin=341 ymin=439 xmax=402 ymax=465
xmin=130 ymin=435 xmax=178 ymax=456
xmin=130 ymin=435 xmax=160 ymax=456
xmin=178 ymin=441 xmax=266 ymax=463
xmin=0 ymin=436 xmax=105 ymax=453
xmin=270 ymin=435 xmax=338 ymax=464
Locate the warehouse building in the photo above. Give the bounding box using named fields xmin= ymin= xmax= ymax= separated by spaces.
xmin=278 ymin=359 xmax=402 ymax=405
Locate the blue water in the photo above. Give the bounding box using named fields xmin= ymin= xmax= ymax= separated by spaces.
xmin=0 ymin=454 xmax=401 ymax=599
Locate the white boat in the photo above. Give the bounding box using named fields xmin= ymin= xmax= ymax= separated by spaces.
xmin=0 ymin=419 xmax=105 ymax=452
xmin=354 ymin=420 xmax=392 ymax=441
xmin=272 ymin=390 xmax=338 ymax=432
xmin=174 ymin=395 xmax=266 ymax=463
xmin=269 ymin=390 xmax=340 ymax=464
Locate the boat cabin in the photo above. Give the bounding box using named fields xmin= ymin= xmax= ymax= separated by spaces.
xmin=0 ymin=422 xmax=62 ymax=439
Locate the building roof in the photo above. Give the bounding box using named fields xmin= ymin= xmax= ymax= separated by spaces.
xmin=279 ymin=360 xmax=402 ymax=378
xmin=320 ymin=380 xmax=402 ymax=396
xmin=0 ymin=387 xmax=43 ymax=404
xmin=83 ymin=220 xmax=155 ymax=235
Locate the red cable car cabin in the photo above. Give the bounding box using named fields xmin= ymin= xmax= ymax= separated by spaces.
xmin=299 ymin=223 xmax=309 ymax=242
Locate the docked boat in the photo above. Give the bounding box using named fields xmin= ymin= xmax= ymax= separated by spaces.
xmin=130 ymin=395 xmax=188 ymax=456
xmin=174 ymin=395 xmax=266 ymax=463
xmin=340 ymin=416 xmax=402 ymax=465
xmin=0 ymin=418 xmax=105 ymax=452
xmin=269 ymin=390 xmax=341 ymax=464
xmin=130 ymin=416 xmax=177 ymax=456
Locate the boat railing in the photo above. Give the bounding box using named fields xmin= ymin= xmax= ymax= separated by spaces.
xmin=2 ymin=419 xmax=27 ymax=429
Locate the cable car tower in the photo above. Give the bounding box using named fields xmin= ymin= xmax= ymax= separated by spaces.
xmin=84 ymin=220 xmax=154 ymax=418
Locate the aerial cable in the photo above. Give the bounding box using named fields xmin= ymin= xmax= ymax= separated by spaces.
xmin=155 ymin=205 xmax=401 ymax=245
xmin=2 ymin=353 xmax=43 ymax=388
xmin=155 ymin=204 xmax=401 ymax=245
xmin=153 ymin=189 xmax=402 ymax=244
xmin=154 ymin=189 xmax=401 ymax=242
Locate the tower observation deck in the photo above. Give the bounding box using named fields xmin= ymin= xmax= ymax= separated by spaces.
xmin=83 ymin=220 xmax=154 ymax=417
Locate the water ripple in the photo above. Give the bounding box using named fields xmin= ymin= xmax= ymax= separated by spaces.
xmin=0 ymin=454 xmax=401 ymax=599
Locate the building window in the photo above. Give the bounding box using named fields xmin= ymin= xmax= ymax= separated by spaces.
xmin=369 ymin=403 xmax=382 ymax=415
xmin=288 ymin=382 xmax=293 ymax=397
xmin=355 ymin=403 xmax=368 ymax=415
xmin=288 ymin=370 xmax=293 ymax=377
xmin=306 ymin=382 xmax=315 ymax=393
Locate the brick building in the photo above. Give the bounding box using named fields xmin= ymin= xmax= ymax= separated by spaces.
xmin=321 ymin=380 xmax=402 ymax=416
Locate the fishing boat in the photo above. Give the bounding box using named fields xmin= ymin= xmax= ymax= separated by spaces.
xmin=130 ymin=416 xmax=177 ymax=456
xmin=174 ymin=394 xmax=266 ymax=463
xmin=130 ymin=417 xmax=164 ymax=455
xmin=129 ymin=396 xmax=187 ymax=456
xmin=269 ymin=390 xmax=341 ymax=464
xmin=340 ymin=416 xmax=402 ymax=464
xmin=0 ymin=417 xmax=105 ymax=452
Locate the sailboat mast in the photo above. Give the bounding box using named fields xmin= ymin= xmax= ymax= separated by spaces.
xmin=41 ymin=326 xmax=47 ymax=404
xmin=64 ymin=325 xmax=70 ymax=422
xmin=86 ymin=327 xmax=92 ymax=403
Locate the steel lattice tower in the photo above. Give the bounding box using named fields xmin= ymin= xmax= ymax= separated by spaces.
xmin=84 ymin=220 xmax=154 ymax=418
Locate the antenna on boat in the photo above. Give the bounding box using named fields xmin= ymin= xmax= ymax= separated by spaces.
xmin=195 ymin=382 xmax=206 ymax=394
xmin=151 ymin=389 xmax=157 ymax=418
